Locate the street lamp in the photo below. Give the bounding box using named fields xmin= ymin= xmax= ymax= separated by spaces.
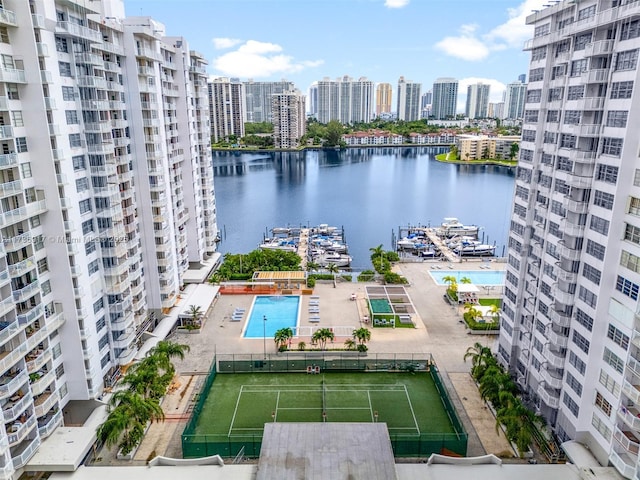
xmin=263 ymin=315 xmax=267 ymax=360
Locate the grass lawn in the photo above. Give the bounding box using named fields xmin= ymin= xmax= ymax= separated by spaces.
xmin=479 ymin=298 xmax=502 ymax=307
xmin=194 ymin=372 xmax=455 ymax=437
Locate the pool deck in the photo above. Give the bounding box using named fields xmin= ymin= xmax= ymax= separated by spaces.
xmin=101 ymin=260 xmax=514 ymax=464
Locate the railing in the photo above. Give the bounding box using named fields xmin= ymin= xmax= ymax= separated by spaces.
xmin=624 ymin=379 xmax=640 ymax=405
xmin=615 ymin=425 xmax=640 ymax=455
xmin=610 ymin=449 xmax=637 ymax=479
xmin=11 ymin=436 xmax=40 ymax=469
xmin=543 ymin=345 xmax=565 ymax=369
xmin=31 ymin=370 xmax=55 ymax=396
xmin=0 ymin=8 xmax=17 ymax=26
xmin=8 ymin=257 xmax=35 ymax=278
xmin=0 ymin=370 xmax=27 ymax=399
xmin=0 ymin=125 xmax=13 ymax=139
xmin=0 ymin=153 xmax=17 ymax=168
xmin=12 ymin=280 xmax=39 ymax=303
xmin=0 ymin=319 xmax=19 ymax=346
xmin=0 ymin=67 xmax=25 ymax=83
xmin=0 ymin=343 xmax=27 ymax=375
xmin=7 ymin=414 xmax=37 ymax=445
xmin=540 ymin=367 xmax=563 ymax=390
xmin=56 ymin=21 xmax=102 ymax=42
xmin=34 ymin=391 xmax=58 ymax=417
xmin=38 ymin=409 xmax=62 ymax=439
xmin=537 ymin=384 xmax=560 ymax=408
xmin=3 ymin=394 xmax=30 ymax=421
xmin=619 ymin=406 xmax=640 ymax=432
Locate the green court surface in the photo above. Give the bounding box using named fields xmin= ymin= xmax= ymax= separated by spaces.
xmin=193 ymin=372 xmax=455 ymax=437
xmin=369 ymin=298 xmax=393 ymax=313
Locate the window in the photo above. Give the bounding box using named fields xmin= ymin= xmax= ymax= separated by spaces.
xmin=529 ymin=68 xmax=544 ymax=81
xmin=0 ymin=27 xmax=9 ymax=44
xmin=556 ymin=39 xmax=571 ymax=55
xmin=548 ymin=87 xmax=564 ymax=101
xmin=615 ymin=49 xmax=639 ymax=71
xmin=603 ymin=347 xmax=624 ymax=373
xmin=81 ymin=219 xmax=94 ymax=235
xmin=578 ymin=286 xmax=597 ymax=308
xmin=569 ymin=351 xmax=586 ymax=375
xmin=607 ymin=324 xmax=630 ymax=350
xmin=583 ymin=264 xmax=601 ymax=285
xmin=572 ymin=330 xmax=590 ymax=354
xmin=578 ymin=5 xmax=596 ymax=20
xmin=596 ymin=164 xmax=618 ymax=184
xmin=566 ymin=372 xmax=583 ymax=396
xmin=616 ymin=275 xmax=639 ymax=300
xmin=570 ymin=59 xmax=588 ymax=76
xmin=593 ymin=190 xmax=614 ymax=209
xmin=79 ymin=199 xmax=92 ymax=214
xmin=574 ymin=33 xmax=592 ymax=50
xmin=41 ymin=280 xmax=51 ymax=296
xmin=560 ymin=134 xmax=576 ymax=148
xmin=602 ymin=137 xmax=623 ymax=156
xmin=20 ymin=163 xmax=31 ymax=179
xmin=55 ymin=364 xmax=65 ymax=379
xmin=546 ymin=110 xmax=559 ymax=122
xmin=524 ymin=110 xmax=538 ymax=122
xmin=621 ymin=19 xmax=640 ymax=40
xmin=576 ymin=308 xmax=594 ymax=331
xmin=69 ymin=133 xmax=82 ymax=148
xmin=563 ymin=110 xmax=581 ymax=124
xmin=75 ymin=177 xmax=89 ymax=192
xmin=590 ymin=215 xmax=609 ymax=235
xmin=556 ymin=157 xmax=573 ymax=173
xmin=592 ymin=414 xmax=612 ymax=441
xmin=567 ymin=85 xmax=585 ymax=100
xmin=6 ymin=84 xmax=18 ymax=100
xmin=599 ymin=369 xmax=620 ymax=396
xmin=65 ymin=110 xmax=79 ymax=125
xmin=526 ymin=89 xmax=542 ymax=103
xmin=534 ymin=24 xmax=550 ymax=37
xmin=55 ymin=36 xmax=68 ymax=53
xmin=543 ymin=132 xmax=557 ymax=144
xmin=58 ymin=61 xmax=72 ymax=77
xmin=611 ymin=81 xmax=633 ymax=99
xmin=532 ymin=46 xmax=547 ymax=61
xmin=72 ymin=155 xmax=85 ymax=170
xmin=594 ymin=391 xmax=612 ymax=416
xmin=551 ymin=65 xmax=566 ymax=80
xmin=586 ymin=239 xmax=605 ymax=260
xmin=11 ymin=111 xmax=23 ymax=127
xmin=37 ymin=258 xmax=48 ymax=274
xmin=563 ymin=392 xmax=580 ymax=417
xmin=522 ymin=130 xmax=536 ymax=142
xmin=631 ymin=197 xmax=640 ymax=215
xmin=62 ymin=86 xmax=76 ymax=101
xmin=15 ymin=137 xmax=27 ymax=153
xmin=624 ymin=223 xmax=640 ymax=245
xmin=606 ymin=110 xmax=628 ymax=128
xmin=621 ymin=250 xmax=640 ymax=273
xmin=554 ymin=178 xmax=569 ymax=195
xmin=85 ymin=240 xmax=96 ymax=255
xmin=93 ymin=297 xmax=104 ymax=314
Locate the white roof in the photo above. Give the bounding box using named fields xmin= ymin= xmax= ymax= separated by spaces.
xmin=562 ymin=440 xmax=603 ymax=469
xmin=457 ymin=284 xmax=480 ymax=293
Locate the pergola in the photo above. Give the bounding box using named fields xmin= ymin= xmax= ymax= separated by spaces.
xmin=252 ymin=271 xmax=307 ymax=290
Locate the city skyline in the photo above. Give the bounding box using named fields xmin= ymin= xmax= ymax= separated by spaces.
xmin=126 ymin=0 xmax=549 ymax=110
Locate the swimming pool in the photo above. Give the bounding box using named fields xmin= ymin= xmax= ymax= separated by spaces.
xmin=243 ymin=295 xmax=300 ymax=338
xmin=429 ymin=270 xmax=505 ymax=286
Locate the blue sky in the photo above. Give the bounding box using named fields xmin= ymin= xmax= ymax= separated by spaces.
xmin=126 ymin=0 xmax=548 ymax=110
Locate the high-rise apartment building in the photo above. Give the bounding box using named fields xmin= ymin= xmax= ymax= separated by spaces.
xmin=308 ymin=83 xmax=318 ymax=117
xmin=0 ymin=1 xmax=217 ymax=475
xmin=502 ymin=81 xmax=527 ymax=120
xmin=421 ymin=90 xmax=433 ymax=110
xmin=272 ymin=90 xmax=306 ymax=149
xmin=243 ymin=80 xmax=295 ymax=123
xmin=465 ymin=83 xmax=490 ymax=119
xmin=431 ymin=78 xmax=458 ymax=120
xmin=375 ymin=83 xmax=392 ymax=116
xmin=208 ymin=78 xmax=246 ymax=142
xmin=316 ymin=76 xmax=373 ymax=124
xmin=488 ymin=102 xmax=504 ymax=119
xmin=499 ymin=1 xmax=640 ymax=476
xmin=396 ymin=77 xmax=421 ymax=121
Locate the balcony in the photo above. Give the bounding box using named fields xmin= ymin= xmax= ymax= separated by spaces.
xmin=10 ymin=435 xmax=40 ymax=469
xmin=537 ymin=384 xmax=560 ymax=409
xmin=75 ymin=52 xmax=102 ymax=65
xmin=564 ymin=198 xmax=589 ymax=215
xmin=3 ymin=394 xmax=30 ymax=422
xmin=31 ymin=370 xmax=54 ymax=396
xmin=561 ymin=220 xmax=586 ymax=238
xmin=582 ymin=68 xmax=609 ymax=84
xmin=0 ymin=8 xmax=16 ymax=27
xmin=615 ymin=424 xmax=640 ymax=455
xmin=579 ymin=124 xmax=601 ymax=136
xmin=619 ymin=406 xmax=640 ymax=433
xmin=0 ymin=343 xmax=27 ymax=375
xmin=26 ymin=350 xmax=50 ymax=374
xmin=610 ymin=448 xmax=637 ymax=479
xmin=544 ymin=345 xmax=565 ymax=369
xmin=0 ymin=67 xmax=26 ymax=84
xmin=116 ymin=346 xmax=137 ymax=365
xmin=34 ymin=391 xmax=58 ymax=417
xmin=540 ymin=367 xmax=563 ymax=390
xmin=0 ymin=153 xmax=16 ymax=169
xmin=585 ymin=40 xmax=614 ymax=56
xmin=56 ymin=21 xmax=102 ymax=42
xmin=624 ymin=379 xmax=640 ymax=406
xmin=0 ymin=370 xmax=27 ymax=400
xmin=548 ymin=328 xmax=569 ymax=349
xmin=630 ymin=355 xmax=640 ymax=378
xmin=0 ymin=126 xmax=12 ymax=140
xmin=8 ymin=257 xmax=35 ymax=278
xmin=38 ymin=409 xmax=62 ymax=439
xmin=12 ymin=280 xmax=39 ymax=303
xmin=0 ymin=200 xmax=47 ymax=228
xmin=77 ymin=75 xmax=107 ymax=89
xmin=0 ymin=319 xmax=19 ymax=346
xmin=7 ymin=414 xmax=36 ymax=446
xmin=136 ymin=47 xmax=161 ymax=61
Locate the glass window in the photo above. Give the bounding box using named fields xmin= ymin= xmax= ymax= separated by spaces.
xmin=58 ymin=61 xmax=72 ymax=77
xmin=615 ymin=49 xmax=639 ymax=71
xmin=567 ymin=85 xmax=585 ymax=100
xmin=616 ymin=275 xmax=639 ymax=300
xmin=606 ymin=110 xmax=628 ymax=127
xmin=593 ymin=190 xmax=614 ymax=209
xmin=611 ymin=81 xmax=633 ymax=99
xmin=602 ymin=137 xmax=623 ymax=156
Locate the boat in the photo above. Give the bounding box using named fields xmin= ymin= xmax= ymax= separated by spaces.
xmin=418 ymin=248 xmax=438 ymax=258
xmin=315 ymin=252 xmax=352 ymax=267
xmin=259 ymin=239 xmax=297 ymax=252
xmin=453 ymin=243 xmax=496 ymax=257
xmin=438 ymin=218 xmax=479 ymax=238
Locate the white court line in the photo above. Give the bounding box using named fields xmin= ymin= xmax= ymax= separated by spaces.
xmin=228 ymin=385 xmax=244 ymax=437
xmin=276 ymin=407 xmax=371 ymax=410
xmin=367 ymin=391 xmax=374 ymax=422
xmin=404 ymin=384 xmax=421 ymax=435
xmin=274 ymin=391 xmax=280 ymax=422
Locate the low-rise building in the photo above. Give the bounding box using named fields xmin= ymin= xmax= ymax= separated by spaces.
xmin=455 ymin=134 xmax=520 ymax=160
xmin=342 ymin=130 xmax=403 ymax=146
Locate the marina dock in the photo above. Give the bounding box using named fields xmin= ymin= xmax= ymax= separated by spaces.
xmin=298 ymin=228 xmax=309 ymax=270
xmin=421 ymin=228 xmax=462 ymax=263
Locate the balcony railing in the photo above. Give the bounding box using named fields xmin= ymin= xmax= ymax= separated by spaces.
xmin=0 ymin=67 xmax=25 ymax=84
xmin=0 ymin=8 xmax=17 ymax=26
xmin=34 ymin=391 xmax=58 ymax=417
xmin=544 ymin=345 xmax=565 ymax=369
xmin=610 ymin=449 xmax=637 ymax=479
xmin=11 ymin=435 xmax=40 ymax=469
xmin=56 ymin=21 xmax=102 ymax=42
xmin=537 ymin=384 xmax=560 ymax=408
xmin=0 ymin=370 xmax=27 ymax=399
xmin=3 ymin=394 xmax=30 ymax=421
xmin=615 ymin=425 xmax=640 ymax=455
xmin=624 ymin=379 xmax=640 ymax=406
xmin=38 ymin=409 xmax=62 ymax=439
xmin=7 ymin=414 xmax=36 ymax=446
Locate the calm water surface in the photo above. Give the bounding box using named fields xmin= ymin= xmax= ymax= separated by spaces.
xmin=213 ymin=147 xmax=516 ymax=270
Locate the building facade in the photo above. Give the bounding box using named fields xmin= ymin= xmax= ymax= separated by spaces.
xmin=316 ymin=76 xmax=373 ymax=124
xmin=208 ymin=77 xmax=245 ymax=143
xmin=308 ymin=83 xmax=318 ymax=117
xmin=455 ymin=135 xmax=519 ymax=160
xmin=396 ymin=77 xmax=421 ymax=121
xmin=465 ymin=83 xmax=490 ymax=119
xmin=375 ymin=83 xmax=392 ymax=116
xmin=502 ymin=81 xmax=527 ymax=120
xmin=0 ymin=1 xmax=217 ymax=476
xmin=431 ymin=78 xmax=458 ymax=120
xmin=243 ymin=80 xmax=295 ymax=123
xmin=272 ymin=90 xmax=306 ymax=149
xmin=499 ymin=1 xmax=640 ymax=477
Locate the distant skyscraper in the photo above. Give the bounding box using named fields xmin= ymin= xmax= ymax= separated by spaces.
xmin=502 ymin=81 xmax=527 ymax=120
xmin=243 ymin=80 xmax=295 ymax=123
xmin=488 ymin=102 xmax=504 ymax=119
xmin=421 ymin=90 xmax=433 ymax=110
xmin=396 ymin=77 xmax=422 ymax=121
xmin=518 ymin=73 xmax=526 ymax=83
xmin=431 ymin=78 xmax=458 ymax=120
xmin=465 ymin=83 xmax=490 ymax=119
xmin=309 ymin=83 xmax=318 ymax=116
xmin=208 ymin=77 xmax=246 ymax=142
xmin=273 ymin=90 xmax=306 ymax=149
xmin=376 ymin=83 xmax=392 ymax=116
xmin=316 ymin=76 xmax=374 ymax=124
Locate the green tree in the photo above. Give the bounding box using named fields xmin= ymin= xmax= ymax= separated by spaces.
xmin=496 ymin=391 xmax=544 ymax=456
xmin=442 ymin=275 xmax=458 ymax=298
xmin=460 ymin=277 xmax=472 ymax=284
xmin=186 ymin=305 xmax=203 ymax=327
xmin=274 ymin=327 xmax=294 ymax=351
xmin=325 ymin=120 xmax=344 ymax=146
xmin=306 ymin=261 xmax=320 ymax=272
xmin=326 ymin=263 xmax=339 ymax=274
xmin=352 ymin=327 xmax=371 ymax=346
xmin=344 ymin=338 xmax=356 ymax=350
xmin=478 ymin=365 xmax=516 ymax=406
xmin=312 ymin=328 xmax=335 ymax=350
xmin=463 ymin=342 xmax=494 ymax=380
xmin=509 ymin=142 xmax=520 ymax=160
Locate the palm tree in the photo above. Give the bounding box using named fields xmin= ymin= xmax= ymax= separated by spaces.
xmin=344 ymin=338 xmax=356 ymax=350
xmin=186 ymin=305 xmax=203 ymax=327
xmin=274 ymin=327 xmax=293 ymax=351
xmin=326 ymin=263 xmax=339 ymax=274
xmin=149 ymin=341 xmax=190 ymax=378
xmin=464 ymin=304 xmax=483 ymax=324
xmin=488 ymin=304 xmax=500 ymax=323
xmin=369 ymin=244 xmax=384 ymax=261
xmin=463 ymin=342 xmax=494 ymax=380
xmin=460 ymin=277 xmax=472 ymax=284
xmin=352 ymin=327 xmax=371 ymax=346
xmin=478 ymin=365 xmax=516 ymax=405
xmin=496 ymin=391 xmax=544 ymax=456
xmin=312 ymin=328 xmax=334 ymax=350
xmin=442 ymin=275 xmax=458 ymax=298
xmin=306 ymin=261 xmax=320 ymax=272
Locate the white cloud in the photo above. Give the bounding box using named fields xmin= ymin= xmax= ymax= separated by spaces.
xmin=434 ymin=0 xmax=547 ymax=61
xmin=384 ymin=0 xmax=410 ymax=7
xmin=213 ymin=40 xmax=323 ymax=79
xmin=212 ymin=37 xmax=242 ymax=50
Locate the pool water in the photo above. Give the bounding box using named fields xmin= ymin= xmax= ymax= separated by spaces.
xmin=429 ymin=270 xmax=505 ymax=286
xmin=243 ymin=295 xmax=300 ymax=338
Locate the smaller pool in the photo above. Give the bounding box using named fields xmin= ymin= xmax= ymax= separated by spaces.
xmin=429 ymin=270 xmax=505 ymax=286
xmin=243 ymin=295 xmax=300 ymax=338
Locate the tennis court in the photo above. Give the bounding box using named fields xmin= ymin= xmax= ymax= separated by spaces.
xmin=193 ymin=372 xmax=454 ymax=437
